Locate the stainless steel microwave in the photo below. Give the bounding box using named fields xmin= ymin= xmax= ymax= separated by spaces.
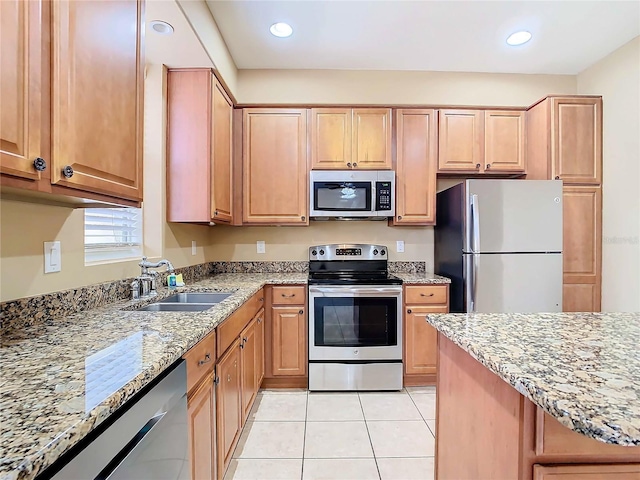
xmin=309 ymin=170 xmax=395 ymax=219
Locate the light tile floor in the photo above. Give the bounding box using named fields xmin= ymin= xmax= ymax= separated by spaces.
xmin=224 ymin=387 xmax=436 ymax=480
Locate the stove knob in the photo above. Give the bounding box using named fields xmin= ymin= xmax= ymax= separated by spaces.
xmin=381 ymin=249 xmax=386 ymax=255
xmin=319 ymin=249 xmax=325 ymax=255
xmin=311 ymin=249 xmax=317 ymax=256
xmin=373 ymin=249 xmax=379 ymax=255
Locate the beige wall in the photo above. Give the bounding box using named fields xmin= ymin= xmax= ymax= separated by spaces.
xmin=237 ymin=69 xmax=576 ymax=106
xmin=577 ymin=36 xmax=640 ymax=312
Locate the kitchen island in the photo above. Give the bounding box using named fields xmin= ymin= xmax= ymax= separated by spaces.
xmin=426 ymin=312 xmax=640 ymax=480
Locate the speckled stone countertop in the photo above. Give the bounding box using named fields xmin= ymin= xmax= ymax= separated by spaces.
xmin=0 ymin=273 xmax=307 ymax=480
xmin=426 ymin=312 xmax=640 ymax=446
xmin=394 ymin=272 xmax=451 ymax=284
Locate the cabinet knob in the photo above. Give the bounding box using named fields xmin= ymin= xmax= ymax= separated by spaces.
xmin=347 ymin=163 xmax=352 ymax=168
xmin=214 ymin=210 xmax=218 ymax=216
xmin=227 ymin=374 xmax=231 ymax=382
xmin=407 ymin=309 xmax=412 ymax=314
xmin=257 ymin=317 xmax=262 ymax=323
xmin=353 ymin=162 xmax=357 ymax=167
xmin=299 ymin=309 xmax=304 ymax=315
xmin=33 ymin=157 xmax=47 ymax=172
xmin=398 ymin=215 xmax=403 ymax=220
xmin=486 ymin=164 xmax=491 ymax=169
xmin=243 ymin=336 xmax=248 ymax=343
xmin=555 ymin=176 xmax=560 ymax=180
xmin=198 ymin=353 xmax=212 ymax=366
xmin=301 ymin=216 xmax=306 ymax=221
xmin=475 ymin=163 xmax=481 ymax=169
xmin=240 ymin=343 xmax=244 ymax=349
xmin=214 ymin=376 xmax=220 ymax=385
xmin=62 ymin=165 xmax=74 ymax=178
xmin=259 ymin=297 xmax=264 ymax=302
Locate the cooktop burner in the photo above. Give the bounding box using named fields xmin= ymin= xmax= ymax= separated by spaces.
xmin=308 ymin=243 xmax=403 ymax=286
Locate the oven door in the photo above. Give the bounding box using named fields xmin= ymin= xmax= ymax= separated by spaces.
xmin=308 ymin=285 xmax=402 ymax=361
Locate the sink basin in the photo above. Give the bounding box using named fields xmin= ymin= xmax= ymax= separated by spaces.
xmin=136 ymin=303 xmax=217 ymax=312
xmin=159 ymin=293 xmax=232 ymax=304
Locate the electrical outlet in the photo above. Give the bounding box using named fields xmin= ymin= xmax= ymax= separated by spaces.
xmin=396 ymin=240 xmax=405 ymax=253
xmin=257 ymin=241 xmax=266 ymax=254
xmin=44 ymin=241 xmax=61 ymax=273
xmin=191 ymin=241 xmax=197 ymax=256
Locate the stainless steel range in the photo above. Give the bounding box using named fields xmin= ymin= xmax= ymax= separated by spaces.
xmin=308 ymin=244 xmax=403 ymax=391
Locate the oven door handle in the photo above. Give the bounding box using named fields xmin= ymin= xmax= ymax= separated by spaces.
xmin=309 ymin=286 xmax=402 ymax=295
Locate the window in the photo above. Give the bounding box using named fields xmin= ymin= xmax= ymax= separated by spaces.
xmin=84 ymin=208 xmax=142 ymax=264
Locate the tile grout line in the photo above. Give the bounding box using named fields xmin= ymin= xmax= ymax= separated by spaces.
xmin=407 ymin=390 xmax=437 ymax=438
xmin=301 ymin=391 xmax=309 ymax=480
xmin=358 ymin=391 xmax=383 ymax=480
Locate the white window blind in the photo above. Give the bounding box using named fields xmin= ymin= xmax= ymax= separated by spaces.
xmin=84 ymin=208 xmax=142 ymax=264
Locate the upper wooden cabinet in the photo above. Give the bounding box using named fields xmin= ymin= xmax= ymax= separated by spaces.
xmin=438 ymin=109 xmax=525 ymax=174
xmin=0 ymin=0 xmax=144 ymax=206
xmin=311 ymin=108 xmax=392 ymax=170
xmin=167 ymin=69 xmax=233 ymax=223
xmin=242 ymin=109 xmax=308 ymax=225
xmin=392 ymin=109 xmax=437 ymax=225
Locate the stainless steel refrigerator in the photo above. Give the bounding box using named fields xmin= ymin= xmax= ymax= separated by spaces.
xmin=434 ymin=179 xmax=563 ymax=313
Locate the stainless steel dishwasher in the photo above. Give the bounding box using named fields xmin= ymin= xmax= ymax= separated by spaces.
xmin=49 ymin=360 xmax=189 ymax=480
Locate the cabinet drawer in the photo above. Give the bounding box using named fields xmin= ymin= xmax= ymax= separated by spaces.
xmin=535 ymin=408 xmax=640 ymax=459
xmin=405 ymin=285 xmax=448 ymax=305
xmin=533 ymin=464 xmax=640 ymax=480
xmin=271 ymin=285 xmax=306 ymax=305
xmin=184 ymin=331 xmax=216 ymax=394
xmin=217 ymin=289 xmax=264 ymax=357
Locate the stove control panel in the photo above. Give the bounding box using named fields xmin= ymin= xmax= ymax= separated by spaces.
xmin=309 ymin=244 xmax=388 ymax=261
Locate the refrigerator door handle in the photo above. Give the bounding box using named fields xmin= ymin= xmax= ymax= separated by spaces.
xmin=471 ymin=254 xmax=479 ymax=312
xmin=470 ymin=194 xmax=480 ymax=253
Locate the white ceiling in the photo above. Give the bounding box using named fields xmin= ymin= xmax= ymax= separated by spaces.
xmin=206 ymin=0 xmax=640 ymax=74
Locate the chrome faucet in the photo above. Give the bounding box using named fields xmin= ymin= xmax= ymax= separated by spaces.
xmin=133 ymin=257 xmax=176 ymax=299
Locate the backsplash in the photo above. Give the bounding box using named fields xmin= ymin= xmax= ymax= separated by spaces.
xmin=0 ymin=261 xmax=426 ymax=333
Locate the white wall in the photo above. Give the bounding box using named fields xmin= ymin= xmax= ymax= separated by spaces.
xmin=577 ymin=36 xmax=640 ymax=312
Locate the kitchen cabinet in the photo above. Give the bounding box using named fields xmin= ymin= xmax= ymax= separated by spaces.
xmin=0 ymin=0 xmax=143 ymax=206
xmin=263 ymin=285 xmax=307 ymax=387
xmin=403 ymin=285 xmax=449 ymax=386
xmin=438 ymin=109 xmax=525 ymax=174
xmin=240 ymin=311 xmax=265 ymax=423
xmin=255 ymin=308 xmax=265 ymax=388
xmin=167 ymin=69 xmax=233 ymax=223
xmin=215 ymin=339 xmax=241 ymax=480
xmin=533 ymin=465 xmax=640 ymax=480
xmin=311 ymin=108 xmax=392 ymax=170
xmin=527 ymin=96 xmax=603 ymax=312
xmin=392 ymin=109 xmax=437 ymax=225
xmin=242 ymin=109 xmax=308 ymax=225
xmin=188 ymin=373 xmax=216 ymax=480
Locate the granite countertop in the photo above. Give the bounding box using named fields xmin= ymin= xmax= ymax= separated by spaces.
xmin=426 ymin=312 xmax=640 ymax=446
xmin=0 ymin=273 xmax=307 ymax=480
xmin=394 ymin=272 xmax=451 ymax=284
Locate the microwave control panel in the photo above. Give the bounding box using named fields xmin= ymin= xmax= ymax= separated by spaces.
xmin=376 ymin=182 xmax=392 ymax=211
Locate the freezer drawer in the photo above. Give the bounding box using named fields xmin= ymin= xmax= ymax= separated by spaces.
xmin=464 ymin=253 xmax=562 ymax=313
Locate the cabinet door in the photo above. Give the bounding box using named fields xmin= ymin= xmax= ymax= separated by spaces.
xmin=393 ymin=109 xmax=437 ymax=225
xmin=212 ymin=80 xmax=233 ymax=223
xmin=240 ymin=317 xmax=258 ymax=423
xmin=404 ymin=305 xmax=446 ymax=376
xmin=533 ymin=464 xmax=640 ymax=480
xmin=551 ymin=97 xmax=602 ymax=185
xmin=484 ymin=110 xmax=525 ymax=173
xmin=271 ymin=306 xmax=307 ymax=376
xmin=352 ymin=109 xmax=392 ymax=169
xmin=255 ymin=309 xmax=265 ymax=387
xmin=310 ymin=108 xmax=351 ymax=169
xmin=563 ymin=186 xmax=602 ymax=312
xmin=188 ymin=376 xmax=216 ymax=480
xmin=438 ymin=110 xmax=484 ymax=172
xmin=216 ymin=341 xmax=241 ymax=479
xmin=242 ymin=109 xmax=308 ymax=224
xmin=0 ymin=0 xmax=48 ymax=182
xmin=50 ymin=0 xmax=143 ymax=201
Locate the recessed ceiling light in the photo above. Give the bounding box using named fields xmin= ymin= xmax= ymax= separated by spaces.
xmin=506 ymin=31 xmax=532 ymax=46
xmin=150 ymin=20 xmax=174 ymax=36
xmin=270 ymin=22 xmax=293 ymax=38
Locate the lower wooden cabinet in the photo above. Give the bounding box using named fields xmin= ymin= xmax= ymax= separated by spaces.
xmin=403 ymin=285 xmax=449 ymax=386
xmin=187 ymin=374 xmax=216 ymax=480
xmin=216 ymin=339 xmax=242 ymax=479
xmin=240 ymin=314 xmax=259 ymax=423
xmin=270 ymin=306 xmax=307 ymax=377
xmin=533 ymin=464 xmax=640 ymax=480
xmin=256 ymin=309 xmax=265 ymax=388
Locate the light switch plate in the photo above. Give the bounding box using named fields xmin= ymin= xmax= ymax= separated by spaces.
xmin=396 ymin=240 xmax=405 ymax=253
xmin=44 ymin=241 xmax=61 ymax=273
xmin=257 ymin=241 xmax=266 ymax=254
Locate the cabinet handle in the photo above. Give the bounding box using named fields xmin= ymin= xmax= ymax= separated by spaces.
xmin=243 ymin=336 xmax=248 ymax=343
xmin=33 ymin=157 xmax=47 ymax=172
xmin=407 ymin=309 xmax=412 ymax=314
xmin=62 ymin=165 xmax=74 ymax=178
xmin=420 ymin=293 xmax=435 ymax=297
xmin=475 ymin=163 xmax=481 ymax=169
xmin=198 ymin=353 xmax=212 ymax=366
xmin=486 ymin=164 xmax=491 ymax=169
xmin=214 ymin=376 xmax=220 ymax=385
xmin=240 ymin=343 xmax=244 ymax=349
xmin=227 ymin=374 xmax=231 ymax=382
xmin=257 ymin=317 xmax=262 ymax=324
xmin=353 ymin=162 xmax=357 ymax=167
xmin=347 ymin=162 xmax=352 ymax=168
xmin=282 ymin=293 xmax=296 ymax=298
xmin=299 ymin=309 xmax=304 ymax=315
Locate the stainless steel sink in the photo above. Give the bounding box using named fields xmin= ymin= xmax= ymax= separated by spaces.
xmin=137 ymin=303 xmax=216 ymax=312
xmin=159 ymin=293 xmax=232 ymax=304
